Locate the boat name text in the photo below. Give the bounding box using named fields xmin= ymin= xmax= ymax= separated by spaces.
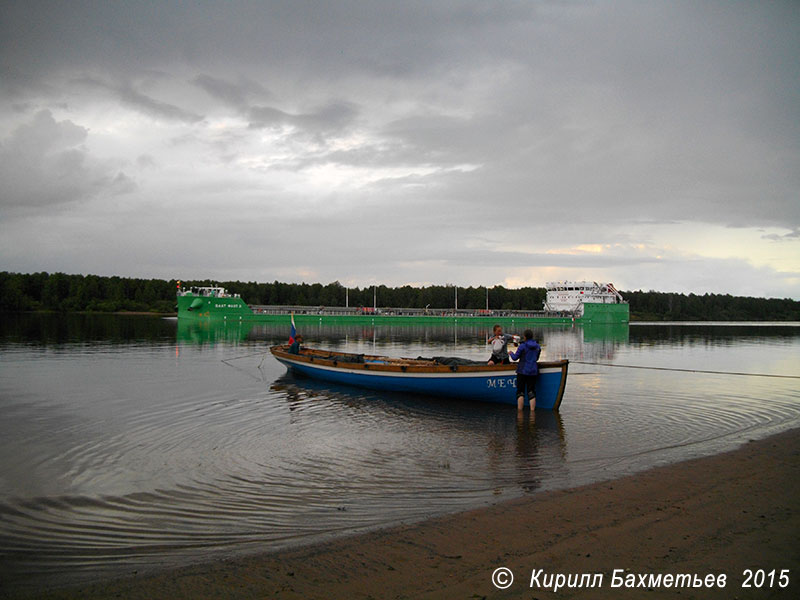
xmin=487 ymin=376 xmax=516 ymax=389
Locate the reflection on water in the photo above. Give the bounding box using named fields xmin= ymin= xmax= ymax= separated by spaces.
xmin=177 ymin=318 xmax=253 ymax=345
xmin=0 ymin=315 xmax=798 ymax=591
xmin=178 ymin=318 xmax=630 ymax=363
xmin=270 ymin=373 xmax=568 ymax=498
xmin=0 ymin=312 xmax=176 ymax=346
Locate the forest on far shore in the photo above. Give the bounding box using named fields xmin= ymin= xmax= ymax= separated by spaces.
xmin=1 ymin=271 xmax=798 ymax=321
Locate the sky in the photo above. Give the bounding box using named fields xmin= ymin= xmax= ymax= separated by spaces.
xmin=1 ymin=1 xmax=798 ymax=299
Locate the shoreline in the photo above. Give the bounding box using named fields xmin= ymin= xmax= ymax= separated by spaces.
xmin=6 ymin=310 xmax=800 ymax=325
xmin=16 ymin=427 xmax=799 ymax=599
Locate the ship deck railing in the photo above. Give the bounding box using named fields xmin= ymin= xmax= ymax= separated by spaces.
xmin=248 ymin=305 xmax=579 ymax=319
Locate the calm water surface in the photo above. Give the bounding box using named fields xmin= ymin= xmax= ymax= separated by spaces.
xmin=1 ymin=314 xmax=798 ymax=590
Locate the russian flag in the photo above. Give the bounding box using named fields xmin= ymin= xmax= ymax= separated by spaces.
xmin=288 ymin=313 xmax=296 ymax=344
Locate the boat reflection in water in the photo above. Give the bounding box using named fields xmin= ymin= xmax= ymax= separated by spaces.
xmin=269 ymin=374 xmax=568 ymax=497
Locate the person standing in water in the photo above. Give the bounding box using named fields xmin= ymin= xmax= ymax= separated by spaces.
xmin=510 ymin=329 xmax=541 ymax=411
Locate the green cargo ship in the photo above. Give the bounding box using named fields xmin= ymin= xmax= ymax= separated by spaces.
xmin=176 ymin=281 xmax=629 ymax=325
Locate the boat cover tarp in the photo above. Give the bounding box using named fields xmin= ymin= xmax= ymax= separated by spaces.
xmin=417 ymin=356 xmax=488 ymax=366
xmin=323 ymin=353 xmax=365 ymax=363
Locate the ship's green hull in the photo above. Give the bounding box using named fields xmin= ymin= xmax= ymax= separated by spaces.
xmin=581 ymin=302 xmax=630 ymax=324
xmin=177 ymin=294 xmax=629 ymax=325
xmin=177 ymin=294 xmax=253 ymax=318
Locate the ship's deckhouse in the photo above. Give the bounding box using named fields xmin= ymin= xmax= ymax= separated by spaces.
xmin=544 ymin=281 xmax=624 ymax=316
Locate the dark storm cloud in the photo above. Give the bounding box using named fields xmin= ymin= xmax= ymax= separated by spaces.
xmin=0 ymin=0 xmax=533 ymax=82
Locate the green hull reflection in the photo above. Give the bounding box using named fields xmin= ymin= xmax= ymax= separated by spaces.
xmin=176 ymin=319 xmax=256 ymax=344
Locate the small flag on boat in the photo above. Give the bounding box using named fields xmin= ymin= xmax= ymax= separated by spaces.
xmin=289 ymin=313 xmax=296 ymax=345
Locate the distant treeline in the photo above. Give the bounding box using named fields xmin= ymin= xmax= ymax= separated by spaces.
xmin=1 ymin=271 xmax=798 ymax=321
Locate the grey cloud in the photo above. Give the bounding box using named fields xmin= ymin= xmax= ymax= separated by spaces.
xmin=73 ymin=77 xmax=203 ymax=123
xmin=118 ymin=85 xmax=203 ymax=123
xmin=6 ymin=108 xmax=87 ymax=155
xmin=136 ymin=154 xmax=157 ymax=169
xmin=107 ymin=172 xmax=138 ymax=196
xmin=247 ymin=106 xmax=288 ymax=128
xmin=762 ymin=229 xmax=800 ymax=242
xmin=193 ymin=74 xmax=271 ymax=109
xmin=0 ymin=110 xmax=135 ymax=211
xmin=439 ymin=249 xmax=663 ymax=270
xmin=381 ymin=114 xmax=480 ymax=164
xmin=0 ymin=64 xmax=54 ymax=100
xmin=248 ymin=101 xmax=358 ymax=134
xmin=0 ymin=1 xmax=530 ymax=86
xmin=259 ymin=112 xmax=485 ymax=174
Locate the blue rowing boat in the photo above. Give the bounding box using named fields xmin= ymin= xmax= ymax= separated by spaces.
xmin=270 ymin=345 xmax=569 ymax=409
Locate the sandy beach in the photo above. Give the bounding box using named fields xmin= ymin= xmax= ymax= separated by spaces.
xmin=11 ymin=428 xmax=799 ymax=600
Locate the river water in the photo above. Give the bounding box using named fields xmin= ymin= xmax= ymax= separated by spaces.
xmin=1 ymin=314 xmax=798 ymax=591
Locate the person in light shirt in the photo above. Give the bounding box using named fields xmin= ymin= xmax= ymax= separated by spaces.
xmin=487 ymin=324 xmax=516 ymax=365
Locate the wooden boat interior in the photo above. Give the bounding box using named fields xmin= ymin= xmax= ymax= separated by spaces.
xmin=271 ymin=345 xmax=567 ymax=374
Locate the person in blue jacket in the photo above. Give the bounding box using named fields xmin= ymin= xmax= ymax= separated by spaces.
xmin=509 ymin=329 xmax=541 ymax=411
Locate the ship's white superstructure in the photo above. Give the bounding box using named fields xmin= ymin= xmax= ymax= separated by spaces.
xmin=177 ymin=286 xmax=239 ymax=298
xmin=544 ymin=281 xmax=624 ymax=316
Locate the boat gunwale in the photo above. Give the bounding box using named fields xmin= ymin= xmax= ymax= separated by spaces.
xmin=269 ymin=345 xmax=569 ymax=375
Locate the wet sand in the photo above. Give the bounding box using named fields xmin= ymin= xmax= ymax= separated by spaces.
xmin=14 ymin=428 xmax=800 ymax=599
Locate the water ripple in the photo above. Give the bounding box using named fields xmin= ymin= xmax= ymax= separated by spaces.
xmin=1 ymin=322 xmax=799 ymax=591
